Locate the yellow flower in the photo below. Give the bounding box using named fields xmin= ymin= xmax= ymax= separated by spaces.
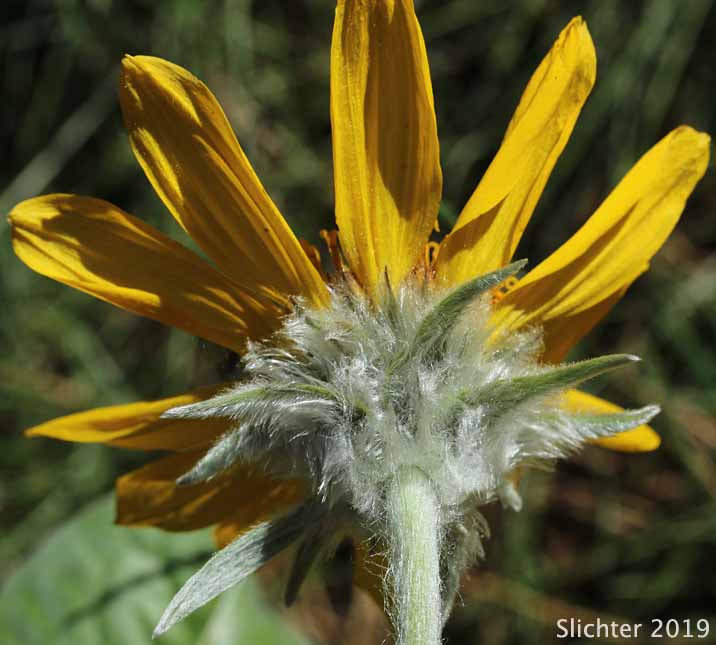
xmin=9 ymin=0 xmax=709 ymax=564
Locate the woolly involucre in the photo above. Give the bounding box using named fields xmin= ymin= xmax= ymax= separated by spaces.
xmin=153 ymin=263 xmax=659 ymax=638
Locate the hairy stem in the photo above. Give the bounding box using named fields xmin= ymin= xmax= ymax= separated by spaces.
xmin=386 ymin=468 xmax=442 ymax=645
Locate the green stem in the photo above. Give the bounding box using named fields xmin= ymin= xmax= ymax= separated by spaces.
xmin=386 ymin=468 xmax=442 ymax=645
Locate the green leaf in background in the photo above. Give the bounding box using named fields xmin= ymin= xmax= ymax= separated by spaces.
xmin=0 ymin=495 xmax=311 ymax=645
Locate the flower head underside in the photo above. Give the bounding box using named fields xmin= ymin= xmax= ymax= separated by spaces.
xmin=7 ymin=2 xmax=710 ymax=643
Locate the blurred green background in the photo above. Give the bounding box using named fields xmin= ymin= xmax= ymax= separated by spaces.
xmin=2 ymin=0 xmax=716 ymax=643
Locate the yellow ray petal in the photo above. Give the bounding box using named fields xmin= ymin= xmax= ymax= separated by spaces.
xmin=213 ymin=518 xmax=245 ymax=549
xmin=9 ymin=194 xmax=278 ymax=353
xmin=25 ymin=386 xmax=228 ymax=451
xmin=493 ymin=126 xmax=710 ymax=363
xmin=213 ymin=479 xmax=309 ymax=548
xmin=562 ymin=389 xmax=661 ymax=452
xmin=331 ymin=0 xmax=442 ymax=292
xmin=437 ymin=17 xmax=596 ymax=285
xmin=116 ymin=452 xmax=305 ymax=532
xmin=119 ymin=55 xmax=328 ymax=308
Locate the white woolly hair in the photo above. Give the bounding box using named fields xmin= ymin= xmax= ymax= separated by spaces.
xmin=168 ymin=277 xmax=656 ymax=532
xmin=157 ymin=274 xmax=659 ymax=638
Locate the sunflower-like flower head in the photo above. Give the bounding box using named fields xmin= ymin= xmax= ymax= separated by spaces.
xmin=157 ymin=266 xmax=659 ymax=637
xmin=8 ymin=2 xmax=710 ymax=644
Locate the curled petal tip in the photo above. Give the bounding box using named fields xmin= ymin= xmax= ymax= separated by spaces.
xmin=120 ymin=54 xmax=138 ymax=73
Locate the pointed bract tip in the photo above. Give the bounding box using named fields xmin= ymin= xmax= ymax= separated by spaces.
xmin=605 ymin=353 xmax=640 ymax=365
xmin=175 ymin=473 xmax=195 ymax=487
xmin=499 ymin=259 xmax=527 ymax=279
xmin=642 ymin=403 xmax=661 ymax=421
xmin=160 ymin=402 xmax=197 ymax=419
xmin=160 ymin=407 xmax=182 ymax=419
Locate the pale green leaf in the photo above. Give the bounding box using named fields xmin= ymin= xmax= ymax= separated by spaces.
xmin=0 ymin=495 xmax=310 ymax=645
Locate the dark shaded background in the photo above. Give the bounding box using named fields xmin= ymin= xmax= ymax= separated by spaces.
xmin=2 ymin=1 xmax=715 ymax=643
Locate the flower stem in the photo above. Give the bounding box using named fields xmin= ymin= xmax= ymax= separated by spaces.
xmin=386 ymin=467 xmax=442 ymax=645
